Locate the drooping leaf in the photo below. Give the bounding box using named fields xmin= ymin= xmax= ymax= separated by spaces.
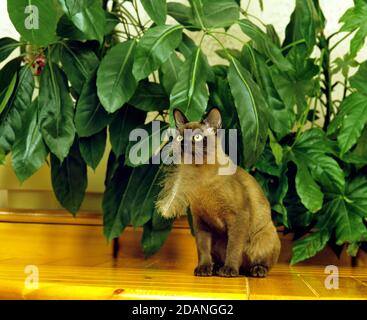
xmin=339 ymin=0 xmax=367 ymax=57
xmin=79 ymin=128 xmax=106 ymax=170
xmin=11 ymin=99 xmax=48 ymax=182
xmin=238 ymin=19 xmax=293 ymax=72
xmin=228 ymin=58 xmax=269 ymax=168
xmin=39 ymin=63 xmax=76 ymax=162
xmin=97 ymin=40 xmax=138 ymax=113
xmin=0 ymin=66 xmax=34 ymax=153
xmin=102 ymin=155 xmax=133 ymax=240
xmin=75 ymin=71 xmax=115 ymax=137
xmin=129 ymin=81 xmax=169 ymax=112
xmin=133 ymin=25 xmax=183 ymax=81
xmin=109 ymin=105 xmax=146 ymax=157
xmin=170 ymin=48 xmax=208 ymax=122
xmin=178 ymin=33 xmax=197 ymax=59
xmin=125 ymin=121 xmax=169 ymax=167
xmin=167 ymin=2 xmax=197 ymax=27
xmin=0 ymin=73 xmax=17 ymax=116
xmin=336 ymin=93 xmax=367 ymax=155
xmin=58 ymin=0 xmax=106 ymax=43
xmin=51 ymin=140 xmax=87 ymax=215
xmin=142 ymin=216 xmax=173 ymax=257
xmin=283 ymin=0 xmax=321 ymax=54
xmin=159 ymin=52 xmax=183 ymax=94
xmin=60 ymin=42 xmax=99 ymax=94
xmin=57 ymin=14 xmax=88 ymax=41
xmin=350 ymin=59 xmax=367 ymax=95
xmin=0 ymin=37 xmax=19 ymax=62
xmin=271 ymin=45 xmax=318 ymax=114
xmin=189 ymin=0 xmax=240 ymax=29
xmin=141 ymin=0 xmax=167 ymax=25
xmin=7 ymin=0 xmax=61 ymax=46
xmin=0 ymin=148 xmax=4 ymax=165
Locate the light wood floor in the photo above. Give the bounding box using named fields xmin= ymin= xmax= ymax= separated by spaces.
xmin=0 ymin=221 xmax=366 ymax=300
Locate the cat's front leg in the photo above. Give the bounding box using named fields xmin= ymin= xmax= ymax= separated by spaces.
xmin=218 ymin=211 xmax=248 ymax=277
xmin=193 ymin=218 xmax=213 ymax=277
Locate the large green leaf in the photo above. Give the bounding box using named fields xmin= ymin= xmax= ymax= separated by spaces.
xmin=129 ymin=81 xmax=169 ymax=112
xmin=0 ymin=73 xmax=17 ymax=116
xmin=132 ymin=25 xmax=183 ymax=81
xmin=0 ymin=66 xmax=34 ymax=153
xmin=0 ymin=38 xmax=19 ymax=62
xmin=7 ymin=0 xmax=61 ymax=46
xmin=11 ymin=100 xmax=48 ymax=183
xmin=159 ymin=52 xmax=183 ymax=94
xmin=228 ymin=58 xmax=269 ymax=168
xmin=350 ymin=60 xmax=367 ymax=95
xmin=142 ymin=212 xmax=173 ymax=257
xmin=167 ymin=2 xmax=197 ymax=27
xmin=102 ymin=161 xmax=164 ymax=240
xmin=292 ymin=129 xmax=345 ymax=193
xmin=109 ymin=105 xmax=147 ymax=157
xmin=51 ymin=141 xmax=87 ymax=215
xmin=102 ymin=155 xmax=133 ymax=240
xmin=141 ymin=0 xmax=167 ymax=25
xmin=125 ymin=122 xmax=169 ymax=167
xmin=339 ymin=0 xmax=367 ymax=57
xmin=170 ymin=48 xmax=208 ymax=122
xmin=336 ymin=93 xmax=367 ymax=155
xmin=271 ymin=45 xmax=318 ymax=113
xmin=79 ymin=128 xmax=106 ymax=170
xmin=0 ymin=58 xmax=21 ymax=115
xmin=189 ymin=0 xmax=239 ymax=29
xmin=283 ymin=0 xmax=321 ymax=54
xmin=58 ymin=0 xmax=106 ymax=43
xmin=60 ymin=42 xmax=99 ymax=94
xmin=0 ymin=148 xmax=4 ymax=165
xmin=242 ymin=47 xmax=294 ymax=139
xmin=238 ymin=19 xmax=293 ymax=72
xmin=75 ymin=71 xmax=115 ymax=137
xmin=39 ymin=63 xmax=76 ymax=162
xmin=97 ymin=40 xmax=137 ymax=113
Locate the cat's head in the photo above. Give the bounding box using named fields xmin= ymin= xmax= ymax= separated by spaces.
xmin=172 ymin=108 xmax=222 ymax=165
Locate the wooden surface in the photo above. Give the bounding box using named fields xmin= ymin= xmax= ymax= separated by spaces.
xmin=0 ymin=220 xmax=366 ymax=300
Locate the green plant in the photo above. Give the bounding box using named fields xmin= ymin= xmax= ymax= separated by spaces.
xmin=1 ymin=0 xmax=367 ymax=263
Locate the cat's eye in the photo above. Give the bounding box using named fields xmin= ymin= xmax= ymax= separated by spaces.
xmin=176 ymin=135 xmax=184 ymax=142
xmin=193 ymin=134 xmax=203 ymax=142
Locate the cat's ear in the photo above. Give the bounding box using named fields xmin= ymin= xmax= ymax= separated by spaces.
xmin=173 ymin=109 xmax=188 ymax=128
xmin=204 ymin=108 xmax=222 ymax=129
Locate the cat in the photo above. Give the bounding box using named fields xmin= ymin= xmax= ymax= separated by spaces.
xmin=156 ymin=108 xmax=280 ymax=278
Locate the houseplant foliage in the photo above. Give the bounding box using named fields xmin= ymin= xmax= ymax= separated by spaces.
xmin=1 ymin=0 xmax=367 ymax=263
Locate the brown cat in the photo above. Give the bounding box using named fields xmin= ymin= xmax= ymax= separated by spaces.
xmin=156 ymin=108 xmax=280 ymax=278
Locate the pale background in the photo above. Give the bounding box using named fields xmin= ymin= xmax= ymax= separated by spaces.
xmin=0 ymin=0 xmax=365 ymax=211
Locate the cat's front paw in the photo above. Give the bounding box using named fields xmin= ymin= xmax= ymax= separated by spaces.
xmin=194 ymin=264 xmax=213 ymax=277
xmin=218 ymin=265 xmax=239 ymax=277
xmin=249 ymin=265 xmax=268 ymax=278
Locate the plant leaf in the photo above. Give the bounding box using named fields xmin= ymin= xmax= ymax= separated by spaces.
xmin=189 ymin=0 xmax=240 ymax=29
xmin=39 ymin=63 xmax=76 ymax=162
xmin=58 ymin=0 xmax=106 ymax=43
xmin=238 ymin=19 xmax=293 ymax=72
xmin=159 ymin=52 xmax=183 ymax=94
xmin=170 ymin=48 xmax=208 ymax=122
xmin=129 ymin=81 xmax=169 ymax=112
xmin=79 ymin=128 xmax=106 ymax=170
xmin=11 ymin=100 xmax=48 ymax=182
xmin=0 ymin=66 xmax=34 ymax=153
xmin=228 ymin=58 xmax=269 ymax=168
xmin=75 ymin=71 xmax=115 ymax=137
xmin=337 ymin=93 xmax=367 ymax=155
xmin=350 ymin=60 xmax=367 ymax=95
xmin=60 ymin=42 xmax=99 ymax=95
xmin=97 ymin=40 xmax=138 ymax=113
xmin=109 ymin=105 xmax=146 ymax=157
xmin=51 ymin=140 xmax=87 ymax=215
xmin=133 ymin=25 xmax=183 ymax=81
xmin=339 ymin=0 xmax=367 ymax=57
xmin=141 ymin=0 xmax=167 ymax=25
xmin=7 ymin=0 xmax=61 ymax=46
xmin=0 ymin=37 xmax=19 ymax=62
